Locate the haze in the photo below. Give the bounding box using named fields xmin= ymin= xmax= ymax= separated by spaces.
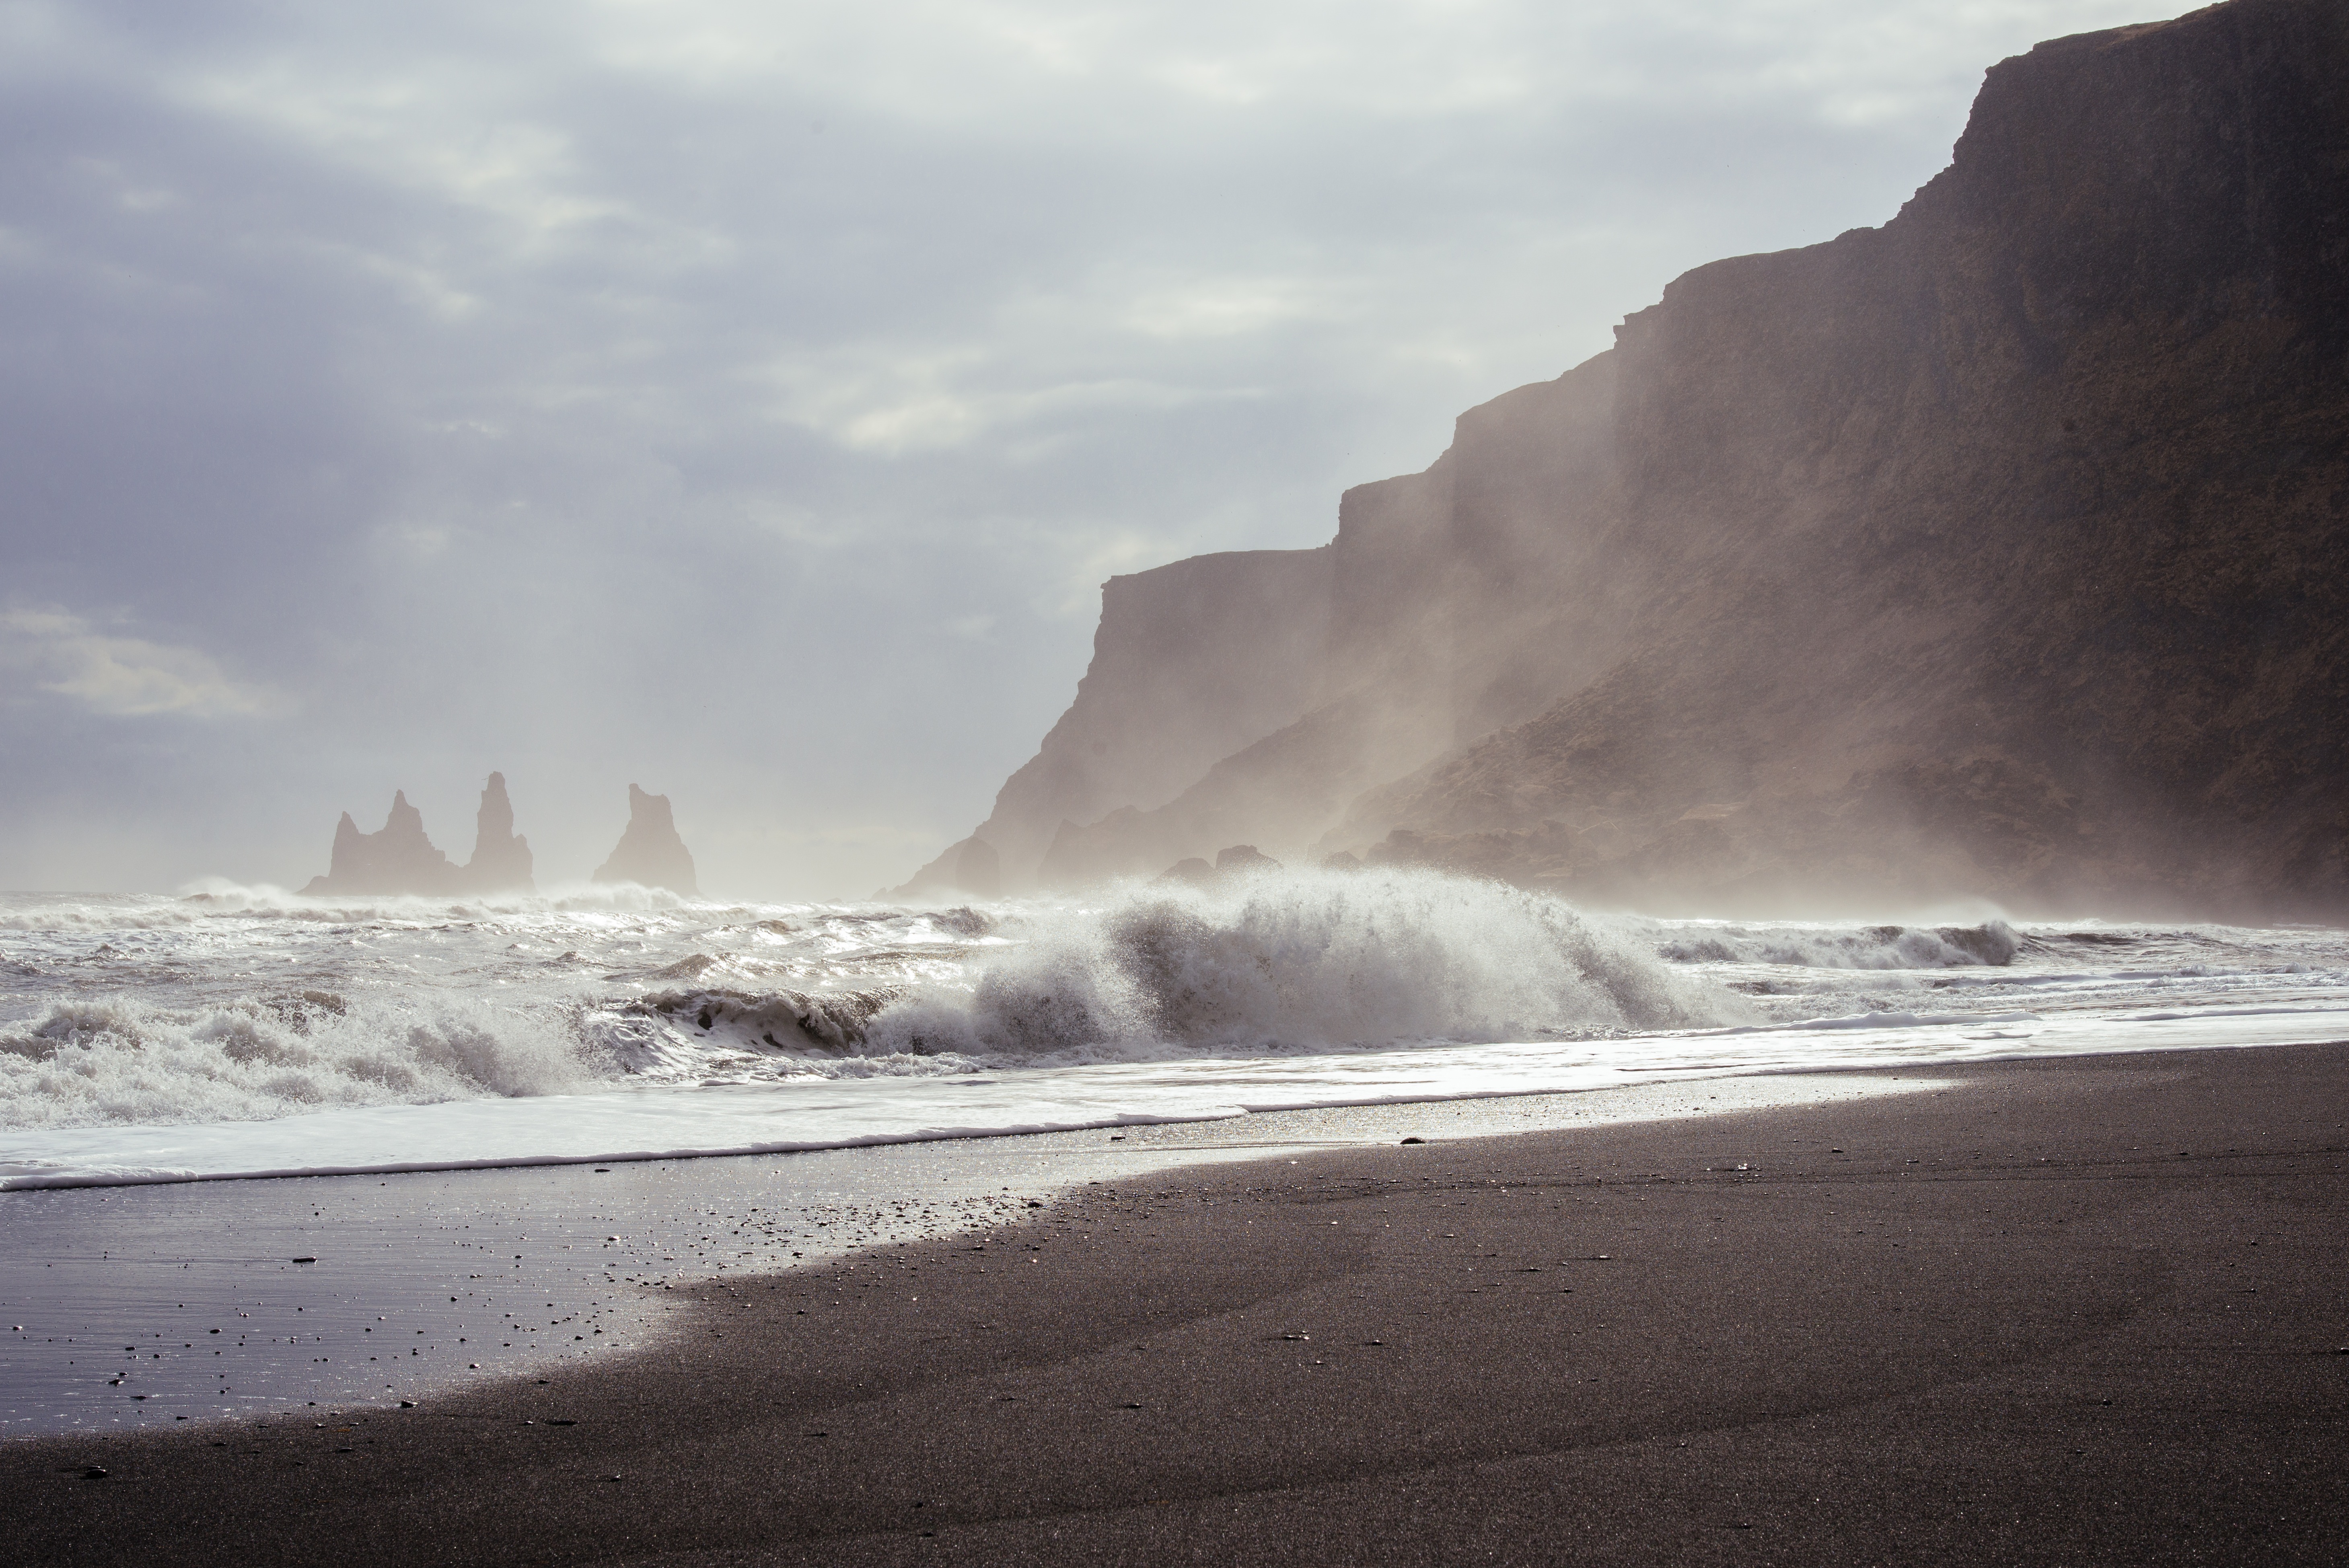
xmin=0 ymin=0 xmax=2157 ymax=898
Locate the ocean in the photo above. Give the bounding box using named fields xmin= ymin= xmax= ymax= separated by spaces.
xmin=7 ymin=867 xmax=2346 ymax=1191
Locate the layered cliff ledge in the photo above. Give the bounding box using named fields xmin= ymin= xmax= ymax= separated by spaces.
xmin=902 ymin=0 xmax=2347 ymax=917
xmin=594 ymin=784 xmax=700 ymax=897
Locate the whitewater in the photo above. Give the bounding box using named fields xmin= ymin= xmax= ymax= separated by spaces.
xmin=4 ymin=867 xmax=2345 ymax=1190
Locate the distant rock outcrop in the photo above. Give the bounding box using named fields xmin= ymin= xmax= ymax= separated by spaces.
xmin=594 ymin=784 xmax=699 ymax=896
xmin=876 ymin=834 xmax=1001 ymax=903
xmin=301 ymin=791 xmax=461 ymax=897
xmin=301 ymin=773 xmax=537 ymax=897
xmin=1152 ymin=845 xmax=1280 ymax=889
xmin=463 ymin=772 xmax=534 ymax=894
xmin=892 ymin=0 xmax=2349 ymax=918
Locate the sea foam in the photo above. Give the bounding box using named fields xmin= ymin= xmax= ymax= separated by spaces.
xmin=0 ymin=991 xmax=595 ymax=1128
xmin=860 ymin=867 xmax=1731 ymax=1061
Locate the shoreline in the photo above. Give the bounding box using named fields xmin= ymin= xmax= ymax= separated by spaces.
xmin=0 ymin=1072 xmax=1938 ymax=1435
xmin=5 ymin=1042 xmax=2347 ymax=1564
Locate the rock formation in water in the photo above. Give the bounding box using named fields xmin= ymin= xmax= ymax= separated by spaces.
xmin=463 ymin=772 xmax=535 ymax=894
xmin=594 ymin=784 xmax=700 ymax=896
xmin=302 ymin=773 xmax=537 ymax=896
xmin=301 ymin=791 xmax=461 ymax=896
xmin=899 ymin=0 xmax=2348 ymax=918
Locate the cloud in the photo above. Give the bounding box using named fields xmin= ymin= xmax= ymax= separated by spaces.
xmin=0 ymin=608 xmax=277 ymax=719
xmin=0 ymin=0 xmax=2176 ymax=895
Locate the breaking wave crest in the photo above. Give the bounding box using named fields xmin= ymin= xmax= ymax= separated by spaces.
xmin=0 ymin=870 xmax=1739 ymax=1126
xmin=0 ymin=993 xmax=596 ymax=1128
xmin=586 ymin=870 xmax=1737 ymax=1076
xmin=856 ymin=868 xmax=1733 ymax=1062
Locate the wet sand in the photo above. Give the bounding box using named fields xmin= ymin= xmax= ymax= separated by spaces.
xmin=0 ymin=1072 xmax=1925 ymax=1434
xmin=5 ymin=1044 xmax=2347 ymax=1566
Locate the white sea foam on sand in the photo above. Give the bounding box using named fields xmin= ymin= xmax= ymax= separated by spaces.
xmin=3 ymin=872 xmax=2345 ymax=1188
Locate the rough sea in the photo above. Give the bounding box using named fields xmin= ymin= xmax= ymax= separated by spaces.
xmin=7 ymin=867 xmax=2346 ymax=1191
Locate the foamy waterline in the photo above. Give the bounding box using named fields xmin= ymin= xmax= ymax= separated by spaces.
xmin=4 ymin=874 xmax=2345 ymax=1188
xmin=8 ymin=1000 xmax=2347 ymax=1189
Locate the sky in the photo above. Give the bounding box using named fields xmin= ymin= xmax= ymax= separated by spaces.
xmin=0 ymin=0 xmax=2169 ymax=900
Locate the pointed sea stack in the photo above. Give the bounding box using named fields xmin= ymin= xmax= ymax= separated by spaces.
xmin=593 ymin=784 xmax=700 ymax=896
xmin=300 ymin=791 xmax=463 ymax=896
xmin=462 ymin=772 xmax=535 ymax=894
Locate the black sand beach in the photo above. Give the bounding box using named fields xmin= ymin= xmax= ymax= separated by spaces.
xmin=6 ymin=1043 xmax=2346 ymax=1566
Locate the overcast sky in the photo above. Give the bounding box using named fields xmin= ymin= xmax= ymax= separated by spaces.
xmin=0 ymin=0 xmax=2166 ymax=899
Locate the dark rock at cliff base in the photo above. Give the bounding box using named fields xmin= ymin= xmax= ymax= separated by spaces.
xmin=876 ymin=835 xmax=1001 ymax=903
xmin=893 ymin=0 xmax=2349 ymax=919
xmin=1154 ymin=846 xmax=1281 ymax=889
xmin=594 ymin=785 xmax=699 ymax=897
xmin=301 ymin=791 xmax=461 ymax=897
xmin=463 ymin=772 xmax=534 ymax=894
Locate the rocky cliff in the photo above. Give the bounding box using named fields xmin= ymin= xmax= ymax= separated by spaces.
xmin=903 ymin=0 xmax=2348 ymax=917
xmin=594 ymin=784 xmax=700 ymax=896
xmin=960 ymin=547 xmax=1335 ymax=884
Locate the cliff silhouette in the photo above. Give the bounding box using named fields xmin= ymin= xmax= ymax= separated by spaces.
xmin=904 ymin=0 xmax=2347 ymax=917
xmin=301 ymin=773 xmax=535 ymax=897
xmin=593 ymin=784 xmax=699 ymax=897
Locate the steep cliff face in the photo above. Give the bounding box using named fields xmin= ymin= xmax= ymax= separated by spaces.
xmin=967 ymin=547 xmax=1334 ymax=885
xmin=594 ymin=784 xmax=700 ymax=896
xmin=1375 ymin=0 xmax=2348 ymax=914
xmin=899 ymin=0 xmax=2349 ymax=917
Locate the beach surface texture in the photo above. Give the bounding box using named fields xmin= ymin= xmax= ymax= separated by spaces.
xmin=4 ymin=1042 xmax=2345 ymax=1566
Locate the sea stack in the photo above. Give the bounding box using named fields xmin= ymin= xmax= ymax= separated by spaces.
xmin=593 ymin=784 xmax=700 ymax=896
xmin=300 ymin=791 xmax=461 ymax=896
xmin=462 ymin=772 xmax=535 ymax=893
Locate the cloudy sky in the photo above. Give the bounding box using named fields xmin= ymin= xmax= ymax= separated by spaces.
xmin=1 ymin=0 xmax=2164 ymax=898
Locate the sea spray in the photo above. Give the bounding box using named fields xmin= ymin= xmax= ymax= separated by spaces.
xmin=0 ymin=991 xmax=595 ymax=1128
xmin=1652 ymin=920 xmax=2020 ymax=970
xmin=9 ymin=885 xmax=2335 ymax=1145
xmin=859 ymin=867 xmax=1735 ymax=1061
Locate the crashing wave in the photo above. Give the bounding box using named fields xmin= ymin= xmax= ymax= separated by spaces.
xmin=856 ymin=867 xmax=1735 ymax=1061
xmin=0 ymin=870 xmax=1740 ymax=1123
xmin=0 ymin=991 xmax=595 ymax=1128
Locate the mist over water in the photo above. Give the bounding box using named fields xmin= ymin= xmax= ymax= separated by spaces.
xmin=4 ymin=866 xmax=2346 ymax=1190
xmin=3 ymin=871 xmax=1724 ymax=1127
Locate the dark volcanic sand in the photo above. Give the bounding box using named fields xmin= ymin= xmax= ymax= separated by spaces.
xmin=5 ymin=1044 xmax=2346 ymax=1566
